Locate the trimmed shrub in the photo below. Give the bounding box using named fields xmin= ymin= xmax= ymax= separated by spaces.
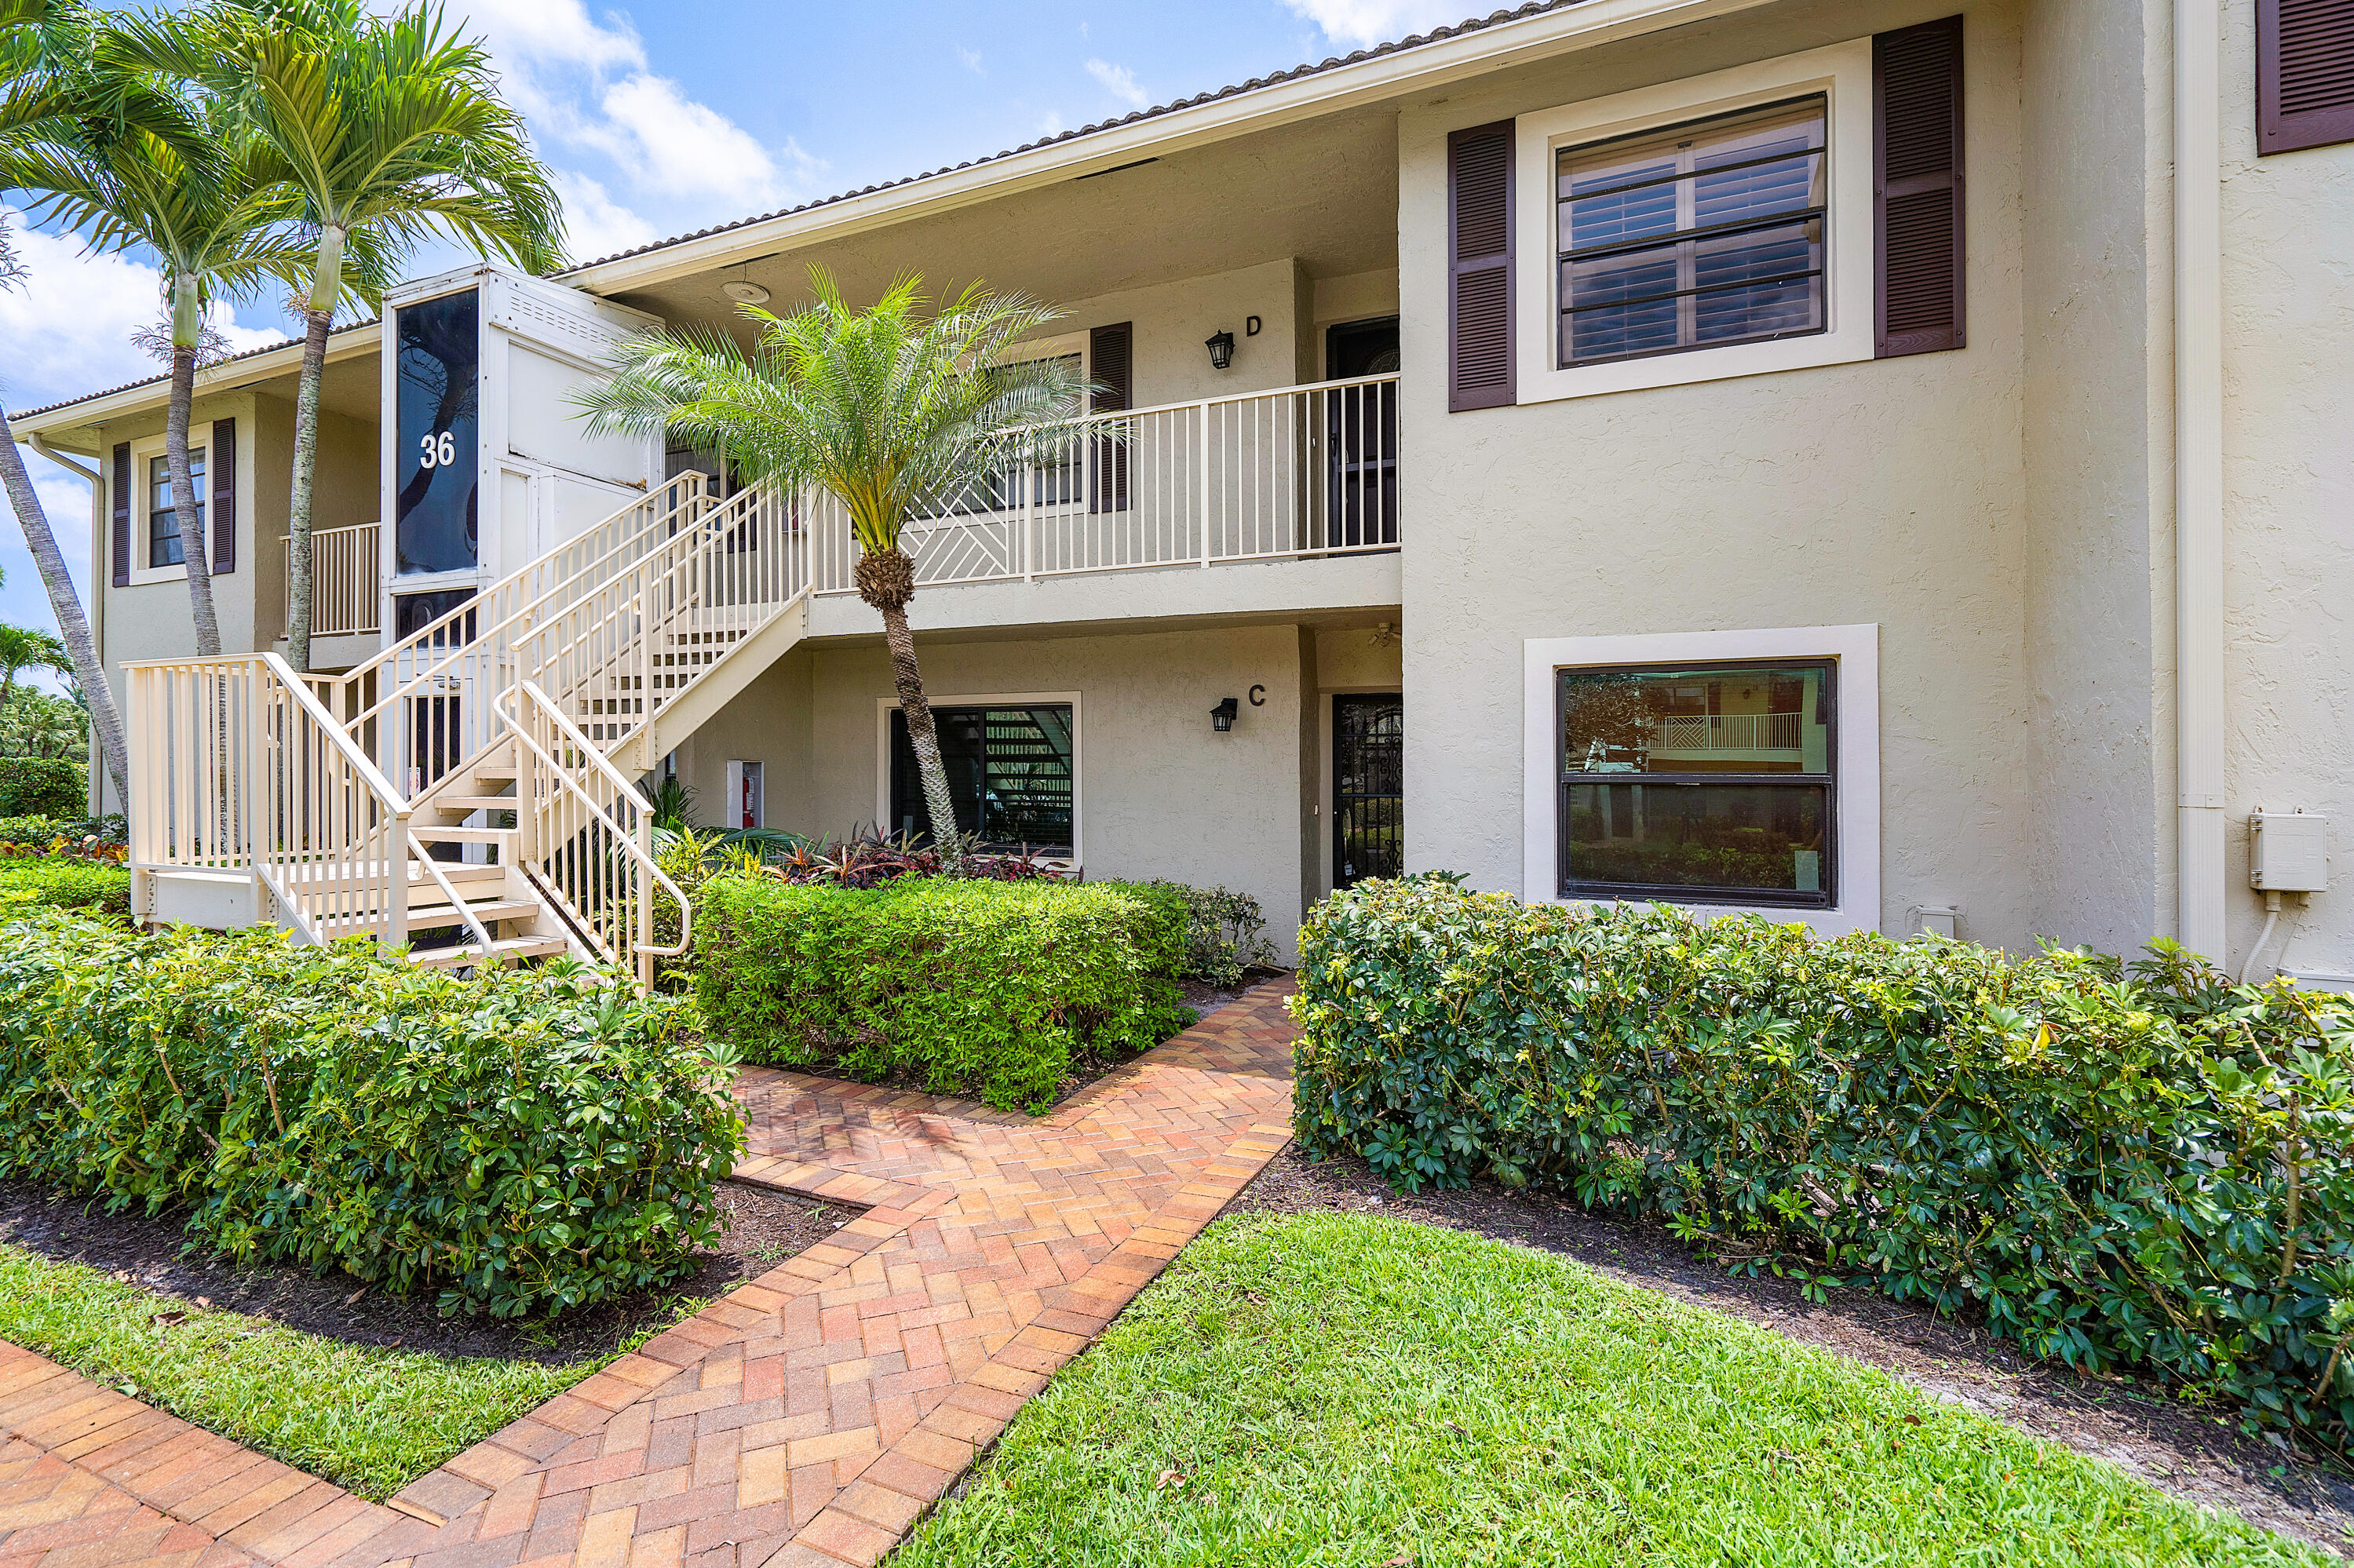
xmin=0 ymin=759 xmax=85 ymax=818
xmin=1292 ymin=880 xmax=2354 ymax=1448
xmin=0 ymin=812 xmax=126 ymax=848
xmin=0 ymin=857 xmax=129 ymax=916
xmin=1136 ymin=881 xmax=1276 ymax=986
xmin=0 ymin=915 xmax=742 ymax=1317
xmin=695 ymin=873 xmax=1188 ymax=1111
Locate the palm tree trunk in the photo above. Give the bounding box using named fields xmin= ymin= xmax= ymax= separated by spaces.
xmin=286 ymin=304 xmax=328 ymax=672
xmin=166 ymin=335 xmax=222 ymax=658
xmin=286 ymin=226 xmax=345 ymax=676
xmin=858 ymin=545 xmax=962 ymax=868
xmin=0 ymin=409 xmax=130 ymax=806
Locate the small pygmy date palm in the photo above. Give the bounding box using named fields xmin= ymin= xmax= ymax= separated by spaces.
xmin=579 ymin=270 xmax=1089 ymax=865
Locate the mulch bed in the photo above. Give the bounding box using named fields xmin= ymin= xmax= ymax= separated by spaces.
xmin=0 ymin=1176 xmax=856 ymax=1366
xmin=1225 ymin=1144 xmax=2354 ymax=1559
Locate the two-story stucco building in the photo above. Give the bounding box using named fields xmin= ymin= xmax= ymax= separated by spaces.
xmin=12 ymin=0 xmax=2352 ymax=982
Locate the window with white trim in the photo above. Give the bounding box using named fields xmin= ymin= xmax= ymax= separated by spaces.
xmin=1557 ymin=660 xmax=1834 ymax=907
xmin=147 ymin=447 xmax=205 ymax=569
xmin=1556 ymin=97 xmax=1827 ymax=366
xmin=888 ymin=702 xmax=1075 ymax=853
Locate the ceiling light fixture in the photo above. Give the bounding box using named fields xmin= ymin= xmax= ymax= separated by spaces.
xmin=721 ymin=265 xmax=769 ymax=306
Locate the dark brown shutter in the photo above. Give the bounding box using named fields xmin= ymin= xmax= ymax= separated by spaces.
xmin=1447 ymin=120 xmax=1514 ymax=411
xmin=209 ymin=417 xmax=235 ymax=574
xmin=1088 ymin=320 xmax=1132 ymax=513
xmin=110 ymin=442 xmax=131 ymax=586
xmin=2260 ymin=0 xmax=2354 ymax=154
xmin=1874 ymin=17 xmax=1966 ymax=358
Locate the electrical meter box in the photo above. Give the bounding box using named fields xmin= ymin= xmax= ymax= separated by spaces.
xmin=2251 ymin=810 xmax=2330 ymax=892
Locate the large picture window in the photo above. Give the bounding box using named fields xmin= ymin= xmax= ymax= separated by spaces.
xmin=1557 ymin=660 xmax=1834 ymax=906
xmin=888 ymin=702 xmax=1075 ymax=854
xmin=1557 ymin=96 xmax=1827 ymax=366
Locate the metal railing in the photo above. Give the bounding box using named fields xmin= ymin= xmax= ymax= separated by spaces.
xmin=805 ymin=372 xmax=1400 ymax=593
xmin=502 ymin=679 xmax=690 ymax=983
xmin=282 ymin=522 xmax=381 ymax=637
xmin=126 ymin=652 xmax=411 ymax=946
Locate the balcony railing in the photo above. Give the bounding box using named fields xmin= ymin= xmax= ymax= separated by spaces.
xmin=788 ymin=371 xmax=1400 ymax=593
xmin=282 ymin=521 xmax=380 ymax=637
xmin=1648 ymin=712 xmax=1804 ymax=751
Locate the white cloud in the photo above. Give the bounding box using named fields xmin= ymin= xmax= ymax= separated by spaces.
xmin=1037 ymin=111 xmax=1067 ymax=140
xmin=457 ymin=0 xmax=819 ymax=227
xmin=553 ymin=171 xmax=658 ymax=264
xmin=578 ymin=75 xmax=815 ymax=209
xmin=1085 ymin=58 xmax=1148 ymax=109
xmin=1282 ymin=0 xmax=1469 ymax=48
xmin=0 ymin=210 xmax=279 ymax=415
xmin=955 ymin=45 xmax=984 ymax=75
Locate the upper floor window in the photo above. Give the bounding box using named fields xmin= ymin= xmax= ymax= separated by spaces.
xmin=147 ymin=448 xmax=205 ymax=569
xmin=1556 ymin=97 xmax=1827 ymax=367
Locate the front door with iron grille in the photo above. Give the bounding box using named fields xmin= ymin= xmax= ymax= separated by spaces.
xmin=1334 ymin=693 xmax=1403 ymax=888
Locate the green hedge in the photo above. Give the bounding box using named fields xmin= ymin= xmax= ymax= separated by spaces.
xmin=0 ymin=759 xmax=86 ymax=818
xmin=695 ymin=873 xmax=1188 ymax=1111
xmin=1291 ymin=880 xmax=2354 ymax=1448
xmin=0 ymin=857 xmax=129 ymax=916
xmin=0 ymin=812 xmax=124 ymax=847
xmin=0 ymin=916 xmax=743 ymax=1317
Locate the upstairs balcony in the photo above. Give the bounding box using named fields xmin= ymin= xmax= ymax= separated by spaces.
xmin=287 ymin=371 xmax=1403 ymax=655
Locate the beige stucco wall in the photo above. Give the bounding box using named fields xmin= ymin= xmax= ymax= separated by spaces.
xmin=679 ymin=624 xmax=1323 ymax=958
xmin=2018 ymin=0 xmax=2173 ymax=959
xmin=1035 ymin=257 xmax=1313 ymax=408
xmin=2214 ymin=0 xmax=2354 ymax=979
xmin=1394 ymin=0 xmax=2040 ymax=948
xmin=92 ymin=389 xmax=267 ymax=672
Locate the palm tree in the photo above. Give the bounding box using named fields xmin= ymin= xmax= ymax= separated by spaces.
xmin=0 ymin=622 xmax=68 ymax=712
xmin=13 ymin=97 xmax=312 ymax=656
xmin=578 ymin=271 xmax=1090 ymax=865
xmin=0 ymin=0 xmax=130 ymax=804
xmin=126 ymin=0 xmax=564 ymax=672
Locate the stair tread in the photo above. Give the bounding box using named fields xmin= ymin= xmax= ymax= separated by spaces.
xmin=425 ymin=795 xmax=521 ymax=812
xmin=400 ymin=899 xmax=543 ymax=931
xmin=411 ymin=825 xmax=516 ymax=843
xmin=410 ymin=935 xmax=569 ymax=968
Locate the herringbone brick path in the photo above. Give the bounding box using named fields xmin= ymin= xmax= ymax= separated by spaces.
xmin=0 ymin=982 xmax=1300 ymax=1568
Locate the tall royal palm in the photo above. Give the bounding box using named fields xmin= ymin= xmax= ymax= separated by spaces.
xmin=15 ymin=101 xmax=312 ymax=656
xmin=579 ymin=272 xmax=1089 ymax=865
xmin=0 ymin=0 xmax=131 ymax=802
xmin=133 ymin=0 xmax=562 ymax=671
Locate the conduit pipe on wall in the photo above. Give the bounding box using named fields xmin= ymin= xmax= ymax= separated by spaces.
xmin=2176 ymin=0 xmax=2228 ymax=961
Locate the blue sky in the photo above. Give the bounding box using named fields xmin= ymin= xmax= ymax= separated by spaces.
xmin=0 ymin=0 xmax=1470 ymax=677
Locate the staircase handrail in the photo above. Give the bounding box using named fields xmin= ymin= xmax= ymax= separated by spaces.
xmin=254 ymin=651 xmax=415 ymax=950
xmin=330 ymin=473 xmax=714 ymax=738
xmin=499 ymin=678 xmax=693 ymax=965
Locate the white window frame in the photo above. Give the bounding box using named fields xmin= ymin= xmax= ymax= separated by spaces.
xmin=1515 ymin=37 xmax=1875 ymax=406
xmin=126 ymin=432 xmax=214 ymax=586
xmin=872 ymin=689 xmax=1084 ymax=866
xmin=1523 ymin=624 xmax=1878 ymax=935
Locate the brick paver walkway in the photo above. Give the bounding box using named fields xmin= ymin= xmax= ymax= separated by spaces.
xmin=0 ymin=983 xmax=1298 ymax=1568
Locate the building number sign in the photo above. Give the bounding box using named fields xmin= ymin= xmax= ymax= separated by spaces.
xmin=418 ymin=430 xmax=460 ymax=469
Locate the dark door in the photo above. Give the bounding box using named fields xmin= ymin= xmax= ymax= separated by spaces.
xmin=1324 ymin=318 xmax=1400 ymax=550
xmin=1334 ymin=693 xmax=1403 ymax=888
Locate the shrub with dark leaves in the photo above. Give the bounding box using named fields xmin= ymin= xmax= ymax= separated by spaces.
xmin=0 ymin=917 xmax=742 ymax=1318
xmin=1292 ymin=879 xmax=2354 ymax=1451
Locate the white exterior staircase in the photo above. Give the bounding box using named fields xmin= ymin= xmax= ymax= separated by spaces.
xmin=125 ymin=473 xmax=808 ymax=983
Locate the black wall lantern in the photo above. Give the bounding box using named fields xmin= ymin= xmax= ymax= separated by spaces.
xmin=1205 ymin=330 xmax=1235 ymax=370
xmin=1210 ymin=696 xmax=1239 ymax=732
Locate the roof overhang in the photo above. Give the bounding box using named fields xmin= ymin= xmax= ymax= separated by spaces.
xmin=559 ymin=0 xmax=1775 ymax=297
xmin=11 ymin=319 xmax=384 ymax=445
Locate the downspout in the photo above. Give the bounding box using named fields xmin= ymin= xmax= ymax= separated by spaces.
xmin=2174 ymin=0 xmax=2227 ymax=961
xmin=26 ymin=434 xmax=108 ymax=817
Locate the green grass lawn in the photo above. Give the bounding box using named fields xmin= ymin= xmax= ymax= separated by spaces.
xmin=896 ymin=1212 xmax=2330 ymax=1568
xmin=0 ymin=1242 xmax=655 ymax=1499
